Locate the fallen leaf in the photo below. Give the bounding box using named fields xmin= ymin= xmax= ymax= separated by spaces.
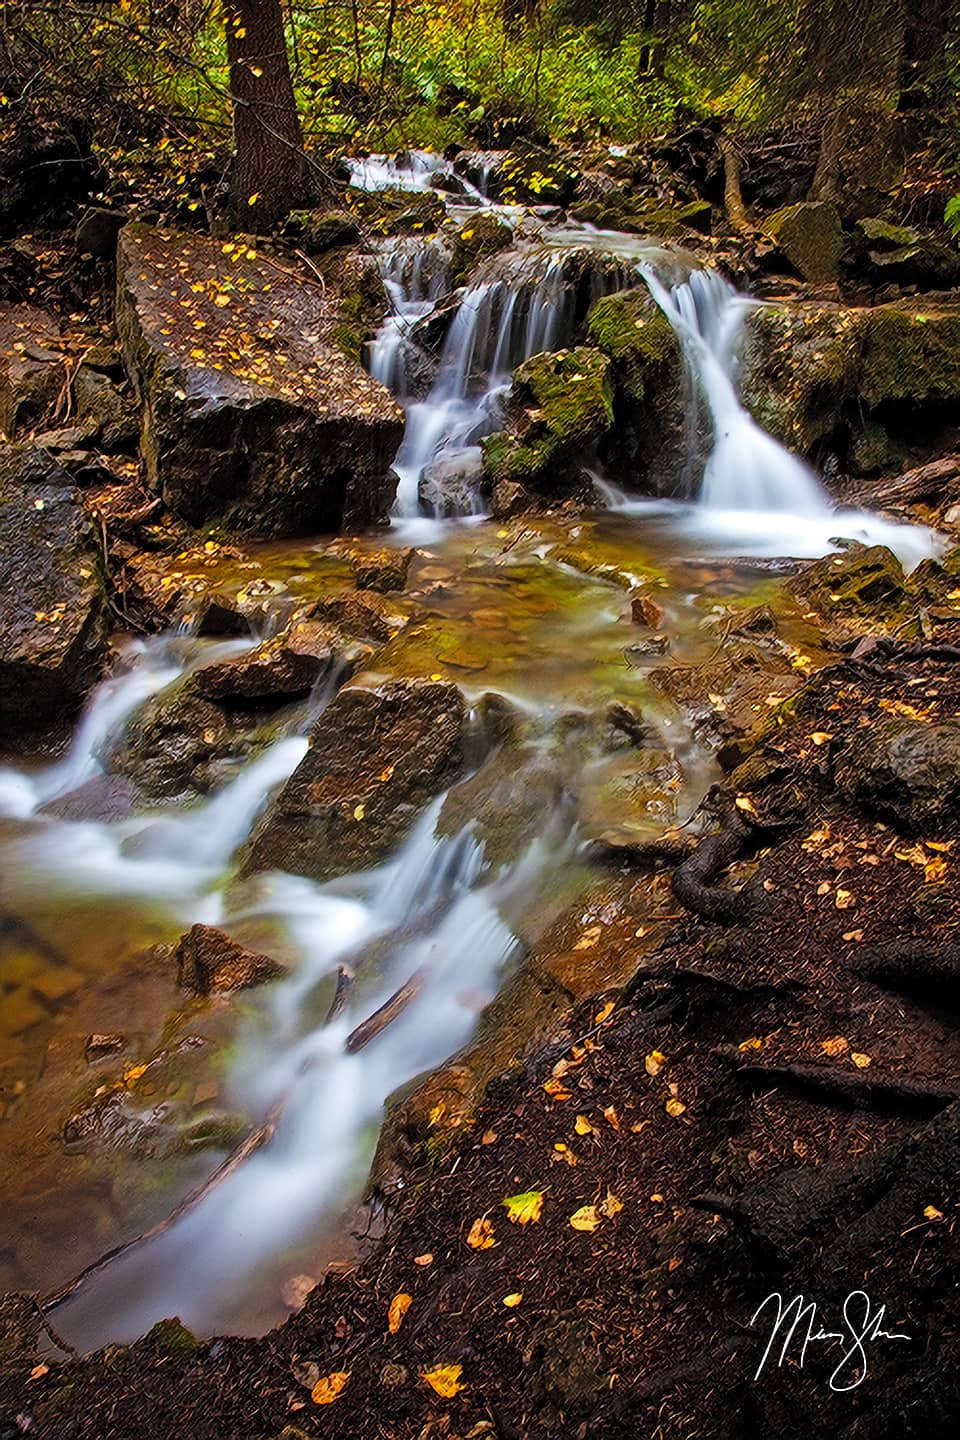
xmin=851 ymin=1052 xmax=872 ymax=1069
xmin=466 ymin=1217 xmax=496 ymax=1250
xmin=809 ymin=732 xmax=832 ymax=746
xmin=924 ymin=1205 xmax=944 ymax=1221
xmin=602 ymin=1104 xmax=621 ymax=1130
xmin=481 ymin=1129 xmax=498 ymax=1145
xmin=594 ymin=1000 xmax=615 ymax=1025
xmin=353 ymin=803 xmax=366 ymax=821
xmin=735 ymin=795 xmax=757 ymax=815
xmin=388 ymin=1293 xmax=412 ymax=1333
xmin=570 ymin=1204 xmax=600 ymax=1232
xmin=29 ymin=1364 xmax=48 ymax=1381
xmin=502 ymin=1191 xmax=543 ymax=1225
xmin=665 ymin=1097 xmax=686 ymax=1118
xmin=421 ymin=1362 xmax=465 ymax=1398
xmin=835 ymin=888 xmax=856 ymax=909
xmin=738 ymin=1037 xmax=763 ymax=1052
xmin=821 ymin=1036 xmax=848 ymax=1057
xmin=311 ymin=1371 xmax=350 ymax=1405
xmin=414 ymin=1252 xmax=433 ymax=1266
xmin=645 ymin=1049 xmax=667 ymax=1075
xmin=575 ymin=926 xmax=601 ymax=950
xmin=502 ymin=1292 xmax=523 ymax=1307
xmin=123 ymin=1063 xmax=147 ymax=1086
xmin=843 ymin=929 xmax=864 ymax=942
xmin=574 ymin=1114 xmax=595 ymax=1135
xmin=599 ymin=1188 xmax=623 ymax=1218
xmin=543 ymin=1077 xmax=572 ymax=1100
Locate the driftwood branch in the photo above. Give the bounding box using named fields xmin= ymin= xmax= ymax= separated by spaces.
xmin=345 ymin=965 xmax=427 ymax=1053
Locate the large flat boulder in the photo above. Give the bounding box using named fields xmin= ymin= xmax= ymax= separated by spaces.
xmin=245 ymin=679 xmax=467 ymax=880
xmin=116 ymin=225 xmax=404 ymax=536
xmin=0 ymin=446 xmax=108 ymax=733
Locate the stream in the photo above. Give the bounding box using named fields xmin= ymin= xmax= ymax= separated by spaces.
xmin=0 ymin=153 xmax=941 ymax=1350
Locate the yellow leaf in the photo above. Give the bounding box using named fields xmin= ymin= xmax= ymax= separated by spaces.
xmin=924 ymin=1205 xmax=943 ymax=1221
xmin=843 ymin=929 xmax=864 ymax=942
xmin=248 ymin=192 xmax=260 ymax=205
xmin=502 ymin=1292 xmax=523 ymax=1307
xmin=421 ymin=1363 xmax=465 ymax=1398
xmin=594 ymin=1000 xmax=615 ymax=1025
xmin=353 ymin=803 xmax=365 ymax=820
xmin=599 ymin=1188 xmax=623 ymax=1218
xmin=575 ymin=926 xmax=601 ymax=950
xmin=502 ymin=1190 xmax=543 ymax=1225
xmin=835 ymin=888 xmax=856 ymax=909
xmin=851 ymin=1052 xmax=872 ymax=1069
xmin=543 ymin=1077 xmax=572 ymax=1100
xmin=645 ymin=1049 xmax=667 ymax=1075
xmin=925 ymin=856 xmax=948 ymax=883
xmin=380 ymin=764 xmax=394 ymax=782
xmin=569 ymin=1205 xmax=600 ymax=1232
xmin=808 ymin=731 xmax=832 ymax=746
xmin=602 ymin=1104 xmax=621 ymax=1130
xmin=388 ymin=1293 xmax=412 ymax=1333
xmin=214 ymin=293 xmax=230 ymax=307
xmin=481 ymin=1129 xmax=497 ymax=1145
xmin=821 ymin=1036 xmax=848 ymax=1057
xmin=574 ymin=1114 xmax=594 ymax=1135
xmin=311 ymin=1371 xmax=350 ymax=1404
xmin=665 ymin=1097 xmax=686 ymax=1118
xmin=466 ymin=1216 xmax=496 ymax=1250
xmin=414 ymin=1252 xmax=433 ymax=1266
xmin=738 ymin=1037 xmax=763 ymax=1052
xmin=123 ymin=1064 xmax=147 ymax=1086
xmin=553 ymin=1142 xmax=578 ymax=1166
xmin=735 ymin=795 xmax=757 ymax=815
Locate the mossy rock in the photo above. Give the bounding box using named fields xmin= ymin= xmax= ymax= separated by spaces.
xmin=587 ymin=288 xmax=678 ymax=403
xmin=285 ymin=208 xmax=360 ymax=251
xmin=858 ymin=304 xmax=960 ymax=408
xmin=495 ymin=144 xmax=579 ymax=207
xmin=483 ymin=347 xmax=613 ymax=492
xmin=785 ymin=545 xmax=908 ymax=633
xmin=763 ymin=201 xmax=844 ymax=284
xmin=449 ymin=212 xmax=513 ymax=287
xmin=346 ymin=187 xmax=446 ymax=236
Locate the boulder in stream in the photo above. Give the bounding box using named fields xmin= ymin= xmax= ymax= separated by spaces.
xmin=245 ymin=679 xmax=468 ymax=880
xmin=175 ymin=923 xmax=286 ymax=994
xmin=116 ymin=225 xmax=404 ymax=536
xmin=0 ymin=445 xmax=107 ymax=734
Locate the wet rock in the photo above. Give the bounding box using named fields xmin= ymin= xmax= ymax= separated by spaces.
xmin=346 ymin=187 xmax=446 ymax=236
xmin=0 ymin=303 xmax=63 ymax=437
xmin=193 ymin=620 xmax=337 ymax=706
xmin=483 ymin=347 xmax=613 ymax=497
xmin=419 ymin=450 xmax=485 ymax=517
xmin=834 ymin=719 xmax=960 ymax=834
xmin=350 ymin=547 xmax=414 ymax=593
xmin=72 ymin=365 xmax=138 ymax=454
xmin=762 ymin=201 xmax=844 ymax=284
xmin=437 ymin=745 xmax=571 ymax=868
xmin=41 ymin=773 xmax=142 ymax=823
xmin=449 ymin=212 xmax=513 ymax=287
xmin=284 ymin=208 xmax=361 ymax=251
xmin=742 ymin=295 xmax=960 ymax=470
xmin=142 ymin=1317 xmax=200 ymax=1358
xmin=452 ymin=149 xmax=506 ymax=193
xmin=587 ymin=288 xmax=686 ymax=496
xmin=632 ymin=592 xmax=665 ymax=629
xmin=0 ymin=1293 xmax=42 ymax=1364
xmin=84 ymin=1033 xmax=126 ymax=1063
xmin=116 ymin=225 xmax=403 ymax=535
xmin=112 ymin=677 xmax=268 ymax=797
xmin=310 ymin=588 xmax=411 ymax=644
xmin=245 ymin=680 xmax=468 ymax=881
xmin=175 ymin=923 xmax=286 ymax=994
xmin=786 ymin=545 xmax=906 ymax=631
xmin=0 ymin=445 xmax=108 ymax=734
xmin=193 ymin=592 xmax=253 ymax=638
xmin=75 ymin=206 xmax=126 ymax=259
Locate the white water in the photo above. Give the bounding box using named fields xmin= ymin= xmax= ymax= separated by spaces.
xmin=347 ymin=150 xmax=449 ymax=193
xmin=635 ymin=265 xmax=941 ymax=569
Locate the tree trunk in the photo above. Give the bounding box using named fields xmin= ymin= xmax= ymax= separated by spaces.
xmin=224 ymin=0 xmax=305 ymax=231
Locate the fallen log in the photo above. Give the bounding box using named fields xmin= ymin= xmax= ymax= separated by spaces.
xmin=844 ymin=454 xmax=960 ymax=510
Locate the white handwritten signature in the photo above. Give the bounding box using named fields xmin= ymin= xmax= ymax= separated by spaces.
xmin=750 ymin=1291 xmax=912 ymax=1391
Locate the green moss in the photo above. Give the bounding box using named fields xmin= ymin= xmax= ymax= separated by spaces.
xmin=587 ymin=289 xmax=677 ymax=402
xmin=859 ymin=305 xmax=960 ymax=407
xmin=763 ymin=201 xmax=844 ymax=284
xmin=449 ymin=212 xmax=513 ymax=287
xmin=483 ymin=347 xmax=613 ymax=488
xmin=143 ymin=1317 xmax=200 ymax=1358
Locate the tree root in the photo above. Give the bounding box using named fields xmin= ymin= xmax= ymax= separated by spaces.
xmin=671 ymin=801 xmax=759 ymax=925
xmin=852 ymin=941 xmax=960 ymax=999
xmin=715 ymin=1045 xmax=960 ymax=1115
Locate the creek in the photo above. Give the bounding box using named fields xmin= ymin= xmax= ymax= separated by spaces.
xmin=0 ymin=151 xmax=940 ymax=1349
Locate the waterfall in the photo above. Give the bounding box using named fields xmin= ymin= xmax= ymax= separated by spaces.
xmin=641 ymin=266 xmax=827 ymax=515
xmin=378 ymin=248 xmax=631 ymax=519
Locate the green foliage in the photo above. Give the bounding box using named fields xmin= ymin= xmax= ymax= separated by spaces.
xmin=946 ymin=196 xmax=960 ymax=247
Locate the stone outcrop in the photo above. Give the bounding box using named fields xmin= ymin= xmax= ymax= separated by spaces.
xmin=174 ymin=923 xmax=286 ymax=994
xmin=762 ymin=201 xmax=844 ymax=284
xmin=0 ymin=445 xmax=107 ymax=733
xmin=116 ymin=225 xmax=404 ymax=536
xmin=245 ymin=679 xmax=468 ymax=880
xmin=0 ymin=305 xmax=63 ymax=439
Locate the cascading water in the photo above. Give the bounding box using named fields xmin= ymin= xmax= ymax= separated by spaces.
xmin=636 ymin=264 xmax=941 ymax=567
xmin=376 ymin=247 xmax=638 ymax=520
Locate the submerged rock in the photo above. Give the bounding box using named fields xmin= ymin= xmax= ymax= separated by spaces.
xmin=174 ymin=923 xmax=286 ymax=994
xmin=350 ymin=547 xmax=414 ymax=593
xmin=245 ymin=679 xmax=468 ymax=880
xmin=0 ymin=445 xmax=107 ymax=734
xmin=116 ymin=225 xmax=404 ymax=535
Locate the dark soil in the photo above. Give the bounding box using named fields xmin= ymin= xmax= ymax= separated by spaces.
xmin=4 ymin=637 xmax=960 ymax=1439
